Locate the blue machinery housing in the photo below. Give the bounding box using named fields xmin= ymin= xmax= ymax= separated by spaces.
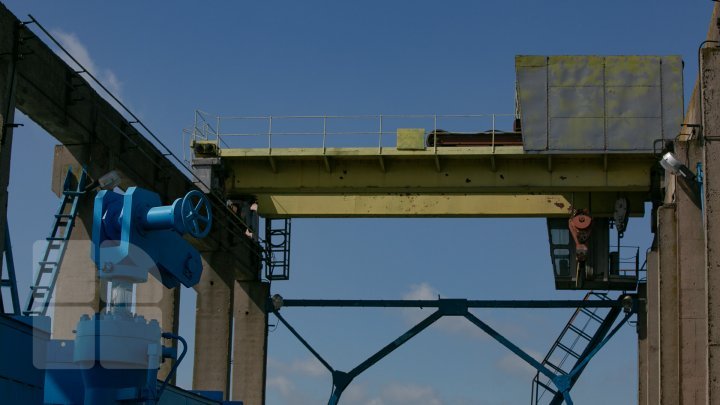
xmin=0 ymin=186 xmax=246 ymax=405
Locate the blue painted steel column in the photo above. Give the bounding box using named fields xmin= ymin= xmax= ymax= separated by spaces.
xmin=271 ymin=296 xmax=636 ymax=405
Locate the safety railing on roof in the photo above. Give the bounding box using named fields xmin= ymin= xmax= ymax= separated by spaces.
xmin=186 ymin=110 xmax=519 ymax=156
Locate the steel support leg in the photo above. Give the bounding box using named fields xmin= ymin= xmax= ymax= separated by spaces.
xmin=273 ymin=307 xmax=442 ymax=405
xmin=1 ymin=221 xmax=19 ymax=314
xmin=271 ymin=296 xmax=635 ymax=404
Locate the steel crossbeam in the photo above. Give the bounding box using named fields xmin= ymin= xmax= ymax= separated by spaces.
xmin=269 ymin=296 xmax=637 ymax=404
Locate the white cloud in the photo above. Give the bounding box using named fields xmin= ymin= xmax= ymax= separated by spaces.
xmin=381 ymin=382 xmax=443 ymax=405
xmin=289 ymin=357 xmax=328 ymax=377
xmin=266 ymin=372 xmax=326 ymax=404
xmin=403 ymin=282 xmax=439 ymax=300
xmin=400 ymin=283 xmax=487 ymax=340
xmin=342 ymin=383 xmax=370 ymax=404
xmin=266 ymin=357 xmax=330 ymax=404
xmin=267 ymin=356 xmax=328 ymax=378
xmin=400 ymin=283 xmax=533 ymax=343
xmin=437 ymin=316 xmax=488 ymax=339
xmin=343 ymin=381 xmax=444 ymax=405
xmin=267 ymin=375 xmax=294 ymax=397
xmin=496 ymin=349 xmax=543 ymax=379
xmin=401 ymin=282 xmax=440 ymax=324
xmin=51 ymin=30 xmax=123 ymax=102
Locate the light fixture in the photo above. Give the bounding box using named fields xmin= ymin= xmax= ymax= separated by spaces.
xmin=660 ymin=152 xmax=696 ymax=180
xmin=85 ymin=170 xmax=122 ymax=192
xmin=660 ymin=152 xmax=702 ymax=208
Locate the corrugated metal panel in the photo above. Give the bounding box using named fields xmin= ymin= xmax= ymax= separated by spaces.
xmin=516 ymin=55 xmax=684 ymax=153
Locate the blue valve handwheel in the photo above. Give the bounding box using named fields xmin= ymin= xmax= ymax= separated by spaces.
xmin=180 ymin=190 xmax=212 ymax=238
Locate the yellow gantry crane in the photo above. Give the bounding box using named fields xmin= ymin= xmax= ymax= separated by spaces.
xmin=190 ymin=55 xmax=680 ymax=290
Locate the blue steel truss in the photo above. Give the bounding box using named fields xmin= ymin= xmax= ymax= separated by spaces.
xmin=531 ymin=292 xmax=617 ymax=404
xmin=269 ymin=296 xmax=637 ymax=405
xmin=0 ymin=221 xmax=20 ymax=315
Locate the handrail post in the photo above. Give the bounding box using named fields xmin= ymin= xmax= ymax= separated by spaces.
xmin=268 ymin=116 xmax=273 ymax=154
xmin=433 ymin=114 xmax=437 ymax=154
xmin=379 ymin=114 xmax=383 ymax=154
xmin=193 ymin=110 xmax=198 ymax=143
xmin=216 ymin=115 xmax=221 ymax=147
xmin=492 ymin=114 xmax=496 ymax=153
xmin=323 ymin=115 xmax=327 ymax=154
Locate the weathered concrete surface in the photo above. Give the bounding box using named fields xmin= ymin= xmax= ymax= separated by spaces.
xmin=701 ymin=46 xmax=720 ymax=405
xmin=646 ymin=251 xmax=660 ymax=405
xmin=675 ymin=141 xmax=707 ymax=404
xmin=192 ymin=252 xmax=235 ymax=399
xmin=682 ymin=5 xmax=720 ymax=141
xmin=231 ymin=281 xmax=269 ymax=405
xmin=637 ymin=282 xmax=647 ymax=405
xmin=50 ymin=146 xmax=104 ymax=339
xmin=640 ymin=5 xmax=720 ymax=403
xmin=657 ymin=204 xmax=679 ymax=404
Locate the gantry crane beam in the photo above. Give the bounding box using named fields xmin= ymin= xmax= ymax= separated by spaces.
xmin=215 ymin=146 xmax=654 ymax=218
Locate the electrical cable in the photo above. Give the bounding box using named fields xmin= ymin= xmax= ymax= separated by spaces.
xmin=156 ymin=332 xmax=188 ymax=400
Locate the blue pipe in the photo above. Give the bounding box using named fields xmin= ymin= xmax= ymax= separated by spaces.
xmin=143 ymin=199 xmax=182 ymax=232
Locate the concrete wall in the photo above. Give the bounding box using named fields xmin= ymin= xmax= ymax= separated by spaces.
xmin=701 ymin=46 xmax=720 ymax=405
xmin=641 ymin=4 xmax=720 ymax=403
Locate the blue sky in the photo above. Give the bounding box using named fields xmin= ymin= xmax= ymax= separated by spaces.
xmin=2 ymin=1 xmax=714 ymax=404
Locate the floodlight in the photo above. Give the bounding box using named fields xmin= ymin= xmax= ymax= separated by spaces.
xmin=660 ymin=152 xmax=696 ymax=180
xmin=85 ymin=170 xmax=122 ymax=191
xmin=660 ymin=152 xmax=702 ymax=207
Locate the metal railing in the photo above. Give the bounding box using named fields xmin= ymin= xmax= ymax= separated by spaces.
xmin=187 ymin=110 xmax=517 ymax=155
xmin=610 ymin=245 xmax=640 ymax=279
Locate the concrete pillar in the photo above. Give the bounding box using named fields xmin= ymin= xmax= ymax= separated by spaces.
xmin=646 ymin=250 xmax=660 ymax=405
xmin=231 ymin=280 xmax=269 ymax=405
xmin=657 ymin=204 xmax=679 ymax=403
xmin=192 ymin=253 xmax=234 ymax=398
xmin=701 ymin=46 xmax=720 ymax=404
xmin=135 ymin=278 xmax=180 ymax=381
xmin=50 ymin=146 xmax=104 ymax=339
xmin=674 ymin=141 xmax=707 ymax=404
xmin=637 ymin=282 xmax=647 ymax=405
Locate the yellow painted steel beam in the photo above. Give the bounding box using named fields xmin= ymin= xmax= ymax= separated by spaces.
xmin=255 ymin=192 xmax=646 ymax=218
xmin=221 ymin=147 xmax=655 ymax=194
xmin=214 ymin=146 xmax=655 ymax=217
